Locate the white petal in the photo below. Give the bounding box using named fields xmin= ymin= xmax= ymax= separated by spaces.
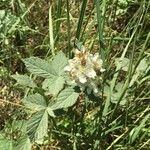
xmin=93 ymin=88 xmax=98 ymax=93
xmin=100 ymin=68 xmax=105 ymax=72
xmin=78 ymin=75 xmax=87 ymax=83
xmin=98 ymin=59 xmax=103 ymax=64
xmin=76 ymin=49 xmax=81 ymax=54
xmin=74 ymin=49 xmax=81 ymax=55
xmin=94 ymin=60 xmax=103 ymax=69
xmin=82 ymin=46 xmax=86 ymax=53
xmin=86 ymin=69 xmax=96 ymax=78
xmin=68 ymin=59 xmax=75 ymax=66
xmin=92 ymin=53 xmax=99 ymax=62
xmin=64 ymin=66 xmax=72 ymax=71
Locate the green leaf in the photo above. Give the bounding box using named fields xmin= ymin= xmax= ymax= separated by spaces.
xmin=46 ymin=107 xmax=55 ymax=117
xmin=0 ymin=10 xmax=5 ymax=19
xmin=42 ymin=76 xmax=65 ymax=95
xmin=41 ymin=52 xmax=67 ymax=96
xmin=129 ymin=73 xmax=139 ymax=87
xmin=27 ymin=110 xmax=48 ymax=143
xmin=0 ymin=120 xmax=31 ymax=150
xmin=11 ymin=120 xmax=27 ymax=134
xmin=23 ymin=94 xmax=47 ymax=111
xmin=15 ymin=136 xmax=31 ymax=150
xmin=12 ymin=74 xmax=36 ymax=88
xmin=51 ymin=87 xmax=79 ymax=110
xmin=115 ymin=57 xmax=130 ymax=72
xmin=104 ymin=84 xmax=126 ymax=105
xmin=137 ymin=58 xmax=148 ymax=72
xmin=51 ymin=52 xmax=68 ymax=76
xmin=23 ymin=57 xmax=56 ymax=78
xmin=0 ymin=134 xmax=13 ymax=150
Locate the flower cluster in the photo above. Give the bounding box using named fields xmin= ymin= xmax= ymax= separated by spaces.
xmin=64 ymin=49 xmax=105 ymax=94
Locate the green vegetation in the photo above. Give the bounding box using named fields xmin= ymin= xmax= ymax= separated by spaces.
xmin=0 ymin=0 xmax=150 ymax=149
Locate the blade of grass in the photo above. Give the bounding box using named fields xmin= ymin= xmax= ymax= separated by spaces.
xmin=95 ymin=0 xmax=107 ymax=61
xmin=75 ymin=0 xmax=88 ymax=40
xmin=139 ymin=139 xmax=150 ymax=149
xmin=80 ymin=4 xmax=95 ymax=42
xmin=47 ymin=6 xmax=55 ymax=57
xmin=66 ymin=0 xmax=71 ymax=56
xmin=106 ymin=128 xmax=129 ymax=150
xmin=55 ymin=0 xmax=62 ymax=40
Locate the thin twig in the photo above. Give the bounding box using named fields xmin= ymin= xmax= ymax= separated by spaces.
xmin=0 ymin=98 xmax=25 ymax=108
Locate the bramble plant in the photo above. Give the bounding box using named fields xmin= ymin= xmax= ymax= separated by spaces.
xmin=11 ymin=48 xmax=106 ymax=144
xmin=10 ymin=44 xmax=150 ymax=149
xmin=0 ymin=0 xmax=150 ymax=150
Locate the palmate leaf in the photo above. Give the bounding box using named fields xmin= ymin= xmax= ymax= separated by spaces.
xmin=0 ymin=120 xmax=31 ymax=150
xmin=42 ymin=52 xmax=67 ymax=95
xmin=23 ymin=94 xmax=47 ymax=111
xmin=42 ymin=76 xmax=65 ymax=96
xmin=51 ymin=52 xmax=68 ymax=76
xmin=12 ymin=74 xmax=36 ymax=88
xmin=23 ymin=52 xmax=68 ymax=78
xmin=23 ymin=94 xmax=55 ymax=144
xmin=23 ymin=93 xmax=55 ymax=117
xmin=51 ymin=87 xmax=79 ymax=110
xmin=12 ymin=121 xmax=31 ymax=150
xmin=15 ymin=136 xmax=31 ymax=150
xmin=23 ymin=57 xmax=56 ymax=78
xmin=0 ymin=136 xmax=31 ymax=150
xmin=11 ymin=120 xmax=27 ymax=135
xmin=27 ymin=110 xmax=48 ymax=143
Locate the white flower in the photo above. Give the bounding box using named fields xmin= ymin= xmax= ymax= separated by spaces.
xmin=64 ymin=48 xmax=105 ymax=94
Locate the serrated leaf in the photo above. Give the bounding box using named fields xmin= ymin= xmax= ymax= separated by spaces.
xmin=23 ymin=94 xmax=47 ymax=111
xmin=51 ymin=52 xmax=68 ymax=76
xmin=46 ymin=107 xmax=55 ymax=117
xmin=15 ymin=136 xmax=31 ymax=150
xmin=11 ymin=120 xmax=27 ymax=134
xmin=137 ymin=58 xmax=148 ymax=72
xmin=42 ymin=76 xmax=65 ymax=95
xmin=115 ymin=57 xmax=130 ymax=72
xmin=27 ymin=110 xmax=48 ymax=143
xmin=104 ymin=84 xmax=126 ymax=105
xmin=12 ymin=74 xmax=36 ymax=88
xmin=51 ymin=87 xmax=79 ymax=110
xmin=0 ymin=134 xmax=13 ymax=150
xmin=23 ymin=57 xmax=56 ymax=78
